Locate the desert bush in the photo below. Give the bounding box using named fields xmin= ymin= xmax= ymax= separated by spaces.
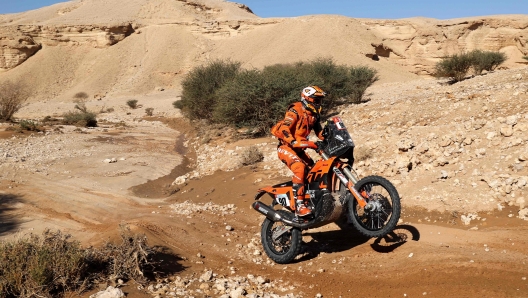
xmin=435 ymin=53 xmax=473 ymax=82
xmin=0 ymin=80 xmax=29 ymax=122
xmin=180 ymin=59 xmax=242 ymax=120
xmin=62 ymin=111 xmax=97 ymax=127
xmin=469 ymin=50 xmax=507 ymax=75
xmin=0 ymin=230 xmax=87 ymax=297
xmin=74 ymin=92 xmax=89 ymax=101
xmin=240 ymin=146 xmax=264 ymax=166
xmin=0 ymin=226 xmax=157 ymax=297
xmin=145 ymin=107 xmax=154 ymax=116
xmin=19 ymin=120 xmax=41 ymax=132
xmin=186 ymin=58 xmax=377 ymax=134
xmin=173 ymin=100 xmax=183 ymax=109
xmin=524 ymin=56 xmax=528 ymax=61
xmin=87 ymin=225 xmax=154 ymax=284
xmin=126 ymin=99 xmax=138 ymax=109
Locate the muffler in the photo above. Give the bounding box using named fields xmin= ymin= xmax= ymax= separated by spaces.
xmin=251 ymin=201 xmax=312 ymax=229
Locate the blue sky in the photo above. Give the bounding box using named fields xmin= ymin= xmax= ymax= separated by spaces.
xmin=0 ymin=0 xmax=526 ymax=19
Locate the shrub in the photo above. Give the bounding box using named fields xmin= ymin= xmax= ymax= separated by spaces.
xmin=145 ymin=107 xmax=154 ymax=116
xmin=435 ymin=53 xmax=473 ymax=82
xmin=469 ymin=50 xmax=507 ymax=75
xmin=180 ymin=60 xmax=241 ymax=120
xmin=181 ymin=58 xmax=377 ymax=134
xmin=0 ymin=80 xmax=29 ymax=122
xmin=0 ymin=230 xmax=87 ymax=297
xmin=0 ymin=226 xmax=157 ymax=298
xmin=62 ymin=111 xmax=97 ymax=127
xmin=19 ymin=120 xmax=41 ymax=132
xmin=73 ymin=92 xmax=89 ymax=101
xmin=126 ymin=99 xmax=138 ymax=109
xmin=173 ymin=100 xmax=183 ymax=109
xmin=241 ymin=145 xmax=264 ymax=165
xmin=86 ymin=225 xmax=153 ymax=284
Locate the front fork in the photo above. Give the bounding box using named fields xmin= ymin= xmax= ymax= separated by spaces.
xmin=320 ymin=151 xmax=371 ymax=210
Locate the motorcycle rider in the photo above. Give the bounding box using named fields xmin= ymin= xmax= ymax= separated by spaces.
xmin=272 ymin=86 xmax=326 ymax=217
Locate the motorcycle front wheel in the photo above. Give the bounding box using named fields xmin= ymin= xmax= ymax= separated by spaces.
xmin=348 ymin=175 xmax=401 ymax=238
xmin=261 ymin=210 xmax=302 ymax=264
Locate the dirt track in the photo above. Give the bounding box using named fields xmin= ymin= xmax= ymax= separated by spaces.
xmin=2 ymin=68 xmax=528 ymax=297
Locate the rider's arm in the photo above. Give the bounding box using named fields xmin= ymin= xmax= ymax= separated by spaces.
xmin=278 ymin=108 xmax=299 ymax=145
xmin=313 ymin=118 xmax=325 ymax=140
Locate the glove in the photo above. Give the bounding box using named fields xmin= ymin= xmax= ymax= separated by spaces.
xmin=291 ymin=140 xmax=318 ymax=149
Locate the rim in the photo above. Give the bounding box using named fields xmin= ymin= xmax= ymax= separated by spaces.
xmin=355 ymin=182 xmax=394 ymax=231
xmin=266 ymin=221 xmax=293 ymax=255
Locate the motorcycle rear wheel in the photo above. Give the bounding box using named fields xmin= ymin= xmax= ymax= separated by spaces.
xmin=261 ymin=210 xmax=302 ymax=264
xmin=348 ymin=175 xmax=401 ymax=238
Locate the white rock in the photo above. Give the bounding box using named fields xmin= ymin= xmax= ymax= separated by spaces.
xmin=89 ymin=286 xmax=124 ymax=298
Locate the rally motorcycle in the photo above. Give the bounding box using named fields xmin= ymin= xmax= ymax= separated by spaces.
xmin=252 ymin=116 xmax=400 ymax=264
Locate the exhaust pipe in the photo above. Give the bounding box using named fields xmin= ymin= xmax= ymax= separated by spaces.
xmin=252 ymin=201 xmax=282 ymax=222
xmin=251 ymin=201 xmax=312 ymax=229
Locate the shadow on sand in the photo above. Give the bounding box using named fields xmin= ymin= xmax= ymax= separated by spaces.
xmin=295 ymin=224 xmax=420 ymax=262
xmin=0 ymin=193 xmax=23 ymax=237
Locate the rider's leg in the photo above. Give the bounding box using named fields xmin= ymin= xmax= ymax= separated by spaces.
xmin=291 ymin=162 xmax=312 ymax=217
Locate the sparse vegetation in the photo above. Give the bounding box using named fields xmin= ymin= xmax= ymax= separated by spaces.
xmin=179 ymin=60 xmax=242 ymax=120
xmin=469 ymin=50 xmax=507 ymax=75
xmin=0 ymin=226 xmax=156 ymax=298
xmin=435 ymin=50 xmax=507 ymax=82
xmin=241 ymin=145 xmax=264 ymax=166
xmin=179 ymin=58 xmax=378 ymax=135
xmin=73 ymin=92 xmax=89 ymax=101
xmin=145 ymin=107 xmax=154 ymax=116
xmin=435 ymin=53 xmax=473 ymax=82
xmin=19 ymin=120 xmax=41 ymax=132
xmin=126 ymin=99 xmax=139 ymax=109
xmin=0 ymin=80 xmax=29 ymax=122
xmin=62 ymin=111 xmax=97 ymax=127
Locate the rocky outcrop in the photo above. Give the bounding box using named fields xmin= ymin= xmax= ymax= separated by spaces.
xmin=364 ymin=16 xmax=528 ymax=75
xmin=0 ymin=24 xmax=134 ymax=71
xmin=0 ymin=34 xmax=41 ymax=71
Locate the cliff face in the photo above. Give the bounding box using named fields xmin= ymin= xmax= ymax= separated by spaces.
xmin=0 ymin=24 xmax=134 ymax=71
xmin=365 ymin=16 xmax=528 ymax=74
xmin=0 ymin=0 xmax=527 ymax=101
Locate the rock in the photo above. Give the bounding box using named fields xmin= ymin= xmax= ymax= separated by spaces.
xmin=89 ymin=286 xmax=124 ymax=298
xmin=200 ymin=270 xmax=213 ymax=281
xmin=230 ymin=287 xmax=246 ymax=298
xmin=506 ymin=115 xmax=518 ymax=126
xmin=500 ymin=125 xmax=514 ymax=137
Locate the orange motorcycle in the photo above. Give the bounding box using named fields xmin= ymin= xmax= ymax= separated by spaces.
xmin=252 ymin=116 xmax=401 ymax=264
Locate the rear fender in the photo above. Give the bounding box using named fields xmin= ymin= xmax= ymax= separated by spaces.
xmin=255 ymin=182 xmax=295 ymax=210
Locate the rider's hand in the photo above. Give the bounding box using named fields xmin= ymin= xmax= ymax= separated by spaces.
xmin=292 ymin=140 xmax=318 ymax=149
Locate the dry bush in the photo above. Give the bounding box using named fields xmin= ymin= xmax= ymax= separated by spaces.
xmin=62 ymin=111 xmax=97 ymax=127
xmin=19 ymin=120 xmax=43 ymax=132
xmin=145 ymin=107 xmax=154 ymax=116
xmin=89 ymin=224 xmax=154 ymax=284
xmin=126 ymin=99 xmax=138 ymax=109
xmin=0 ymin=80 xmax=29 ymax=122
xmin=241 ymin=145 xmax=264 ymax=166
xmin=0 ymin=230 xmax=87 ymax=298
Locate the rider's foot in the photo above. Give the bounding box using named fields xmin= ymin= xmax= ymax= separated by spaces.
xmin=295 ymin=201 xmax=312 ymax=217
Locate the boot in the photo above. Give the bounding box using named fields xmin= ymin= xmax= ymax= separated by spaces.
xmin=293 ymin=183 xmax=312 ymax=217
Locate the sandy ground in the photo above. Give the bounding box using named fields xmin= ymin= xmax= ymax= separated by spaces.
xmin=1 ymin=71 xmax=528 ymax=298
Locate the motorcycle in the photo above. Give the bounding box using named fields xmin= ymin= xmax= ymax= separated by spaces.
xmin=252 ymin=116 xmax=401 ymax=264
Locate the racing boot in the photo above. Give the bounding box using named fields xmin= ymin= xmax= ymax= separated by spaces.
xmin=293 ymin=183 xmax=312 ymax=217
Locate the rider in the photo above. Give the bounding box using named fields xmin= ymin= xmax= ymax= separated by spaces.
xmin=273 ymin=86 xmax=326 ymax=217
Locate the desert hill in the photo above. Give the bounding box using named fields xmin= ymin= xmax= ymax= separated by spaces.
xmin=0 ymin=0 xmax=527 ymax=102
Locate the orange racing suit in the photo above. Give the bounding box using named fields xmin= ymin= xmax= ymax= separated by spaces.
xmin=275 ymin=102 xmax=324 ymax=200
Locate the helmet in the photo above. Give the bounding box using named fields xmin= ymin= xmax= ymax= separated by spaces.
xmin=301 ymin=86 xmax=326 ymax=114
